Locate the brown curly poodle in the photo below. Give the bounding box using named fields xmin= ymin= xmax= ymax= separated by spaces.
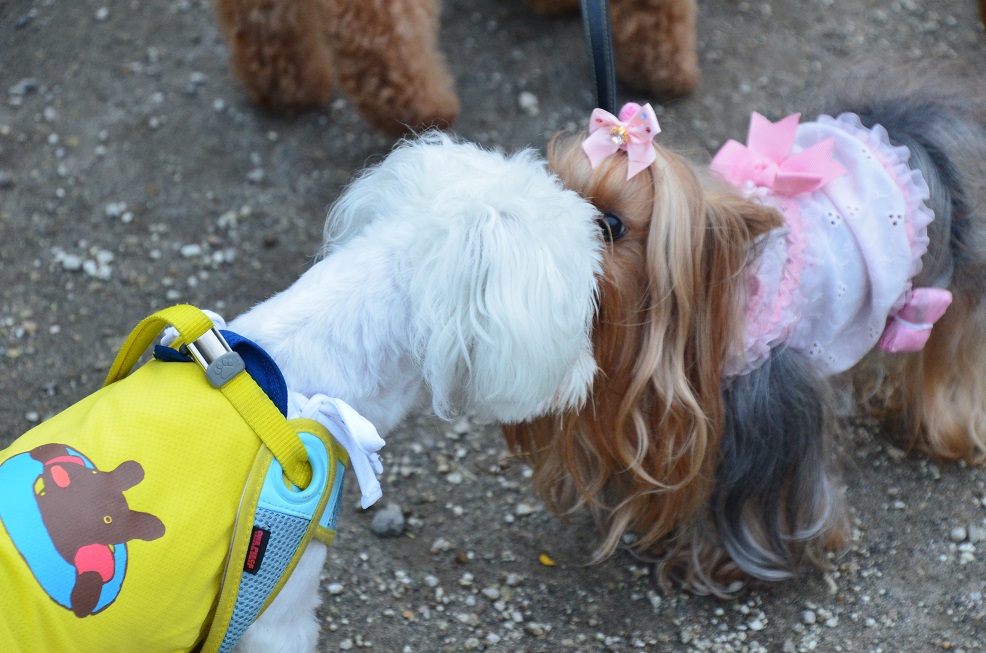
xmin=214 ymin=0 xmax=697 ymax=134
xmin=214 ymin=0 xmax=460 ymax=136
xmin=528 ymin=0 xmax=698 ymax=99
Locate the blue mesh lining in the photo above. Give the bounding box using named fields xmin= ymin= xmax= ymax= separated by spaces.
xmin=218 ymin=508 xmax=309 ymax=653
xmin=320 ymin=461 xmax=346 ymax=531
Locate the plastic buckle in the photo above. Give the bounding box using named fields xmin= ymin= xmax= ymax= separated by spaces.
xmin=186 ymin=328 xmax=246 ymax=388
xmin=259 ymin=432 xmax=331 ymax=517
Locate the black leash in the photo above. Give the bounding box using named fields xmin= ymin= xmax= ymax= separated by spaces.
xmin=579 ymin=0 xmax=617 ymax=113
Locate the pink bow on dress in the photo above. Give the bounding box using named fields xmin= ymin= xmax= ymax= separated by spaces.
xmin=879 ymin=287 xmax=953 ymax=353
xmin=710 ymin=112 xmax=848 ymax=196
xmin=582 ymin=102 xmax=661 ymax=180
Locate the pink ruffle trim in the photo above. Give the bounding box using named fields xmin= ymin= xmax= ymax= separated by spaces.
xmin=732 ymin=197 xmax=806 ymax=376
xmin=727 ymin=112 xmax=935 ymax=377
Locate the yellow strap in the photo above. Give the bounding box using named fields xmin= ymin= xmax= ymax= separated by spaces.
xmin=288 ymin=418 xmax=350 ymax=468
xmin=198 ymin=445 xmax=274 ymax=653
xmin=103 ymin=304 xmax=312 ymax=489
xmin=104 ymin=304 xmax=214 ymax=385
xmin=220 ymin=373 xmax=313 ymax=489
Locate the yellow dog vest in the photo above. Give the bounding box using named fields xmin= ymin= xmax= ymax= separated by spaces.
xmin=0 ymin=305 xmax=347 ymax=652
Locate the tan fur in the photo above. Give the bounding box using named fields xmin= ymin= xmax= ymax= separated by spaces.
xmin=503 ymin=132 xmax=780 ymax=568
xmin=214 ymin=0 xmax=699 ymax=134
xmin=526 ymin=0 xmax=699 ymax=98
xmin=609 ymin=0 xmax=698 ymax=98
xmin=508 ymin=87 xmax=986 ymax=593
xmin=214 ymin=0 xmax=459 ymax=135
xmin=891 ymin=291 xmax=986 ymax=462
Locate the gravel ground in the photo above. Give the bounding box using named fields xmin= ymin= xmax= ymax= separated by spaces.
xmin=2 ymin=1 xmax=986 ymax=652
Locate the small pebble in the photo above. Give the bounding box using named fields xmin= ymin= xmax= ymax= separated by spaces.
xmin=370 ymin=504 xmax=404 ymax=537
xmin=105 ymin=201 xmax=128 ymax=218
xmin=518 ymin=91 xmax=539 ymax=116
xmin=9 ymin=78 xmax=38 ymax=97
xmin=801 ymin=609 xmax=817 ymax=625
xmin=455 ymin=613 xmax=479 ymax=627
xmin=57 ymin=253 xmax=82 ymax=271
xmin=180 ymin=243 xmax=202 ymax=258
xmin=951 ymin=526 xmax=968 ymax=543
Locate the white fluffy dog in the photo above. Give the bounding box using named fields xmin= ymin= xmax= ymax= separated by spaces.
xmin=226 ymin=134 xmax=603 ymax=651
xmin=0 ymin=134 xmax=602 ymax=652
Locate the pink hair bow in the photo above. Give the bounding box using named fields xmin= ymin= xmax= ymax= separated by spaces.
xmin=582 ymin=102 xmax=661 ymax=180
xmin=878 ymin=287 xmax=953 ymax=353
xmin=710 ymin=112 xmax=848 ymax=196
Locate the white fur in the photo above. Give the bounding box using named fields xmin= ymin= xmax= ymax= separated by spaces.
xmin=231 ymin=134 xmax=602 ymax=652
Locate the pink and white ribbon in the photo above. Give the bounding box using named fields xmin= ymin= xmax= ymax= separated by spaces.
xmin=879 ymin=287 xmax=953 ymax=353
xmin=710 ymin=112 xmax=848 ymax=196
xmin=582 ymin=102 xmax=661 ymax=180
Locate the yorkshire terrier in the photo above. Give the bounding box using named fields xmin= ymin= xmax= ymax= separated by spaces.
xmin=503 ymin=64 xmax=986 ymax=595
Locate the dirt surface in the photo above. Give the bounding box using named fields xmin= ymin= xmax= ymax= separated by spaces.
xmin=2 ymin=1 xmax=986 ymax=651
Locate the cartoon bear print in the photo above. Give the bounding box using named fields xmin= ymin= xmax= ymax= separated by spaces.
xmin=29 ymin=443 xmax=166 ymax=617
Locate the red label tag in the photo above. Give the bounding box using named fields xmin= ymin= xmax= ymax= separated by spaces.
xmin=244 ymin=527 xmax=270 ymax=575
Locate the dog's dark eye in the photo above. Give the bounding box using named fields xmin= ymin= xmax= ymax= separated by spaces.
xmin=597 ymin=213 xmax=626 ymax=243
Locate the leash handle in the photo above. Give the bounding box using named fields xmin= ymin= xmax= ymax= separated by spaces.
xmin=580 ymin=0 xmax=617 ymax=114
xmin=104 ymin=304 xmax=214 ymax=384
xmin=104 ymin=304 xmax=313 ymax=489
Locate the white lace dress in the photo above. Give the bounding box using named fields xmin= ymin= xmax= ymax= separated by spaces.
xmin=723 ymin=113 xmax=937 ymax=377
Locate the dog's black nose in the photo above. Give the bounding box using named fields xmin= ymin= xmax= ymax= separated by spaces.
xmin=597 ymin=213 xmax=626 ymax=243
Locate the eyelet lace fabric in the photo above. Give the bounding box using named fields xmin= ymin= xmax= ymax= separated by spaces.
xmin=726 ymin=112 xmax=936 ymax=377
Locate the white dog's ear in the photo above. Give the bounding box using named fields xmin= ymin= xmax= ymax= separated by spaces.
xmin=403 ymin=155 xmax=603 ymax=422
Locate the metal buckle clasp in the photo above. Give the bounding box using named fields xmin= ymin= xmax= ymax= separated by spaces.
xmin=186 ymin=328 xmax=245 ymax=388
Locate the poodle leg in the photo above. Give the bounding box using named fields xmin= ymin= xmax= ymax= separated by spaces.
xmin=609 ymin=0 xmax=698 ymax=98
xmin=234 ymin=541 xmax=328 ymax=653
xmin=900 ymin=291 xmax=986 ymax=463
xmin=214 ymin=0 xmax=335 ymax=113
xmin=324 ymin=0 xmax=459 ymax=135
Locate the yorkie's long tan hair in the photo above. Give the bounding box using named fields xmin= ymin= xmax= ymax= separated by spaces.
xmin=505 ymin=64 xmax=986 ymax=595
xmin=503 ymin=132 xmax=781 ymax=588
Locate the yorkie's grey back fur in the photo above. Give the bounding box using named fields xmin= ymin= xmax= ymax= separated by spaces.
xmin=712 ymin=62 xmax=986 ymax=587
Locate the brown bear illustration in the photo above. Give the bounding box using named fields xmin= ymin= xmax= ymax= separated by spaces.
xmin=30 ymin=443 xmax=166 ymax=617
